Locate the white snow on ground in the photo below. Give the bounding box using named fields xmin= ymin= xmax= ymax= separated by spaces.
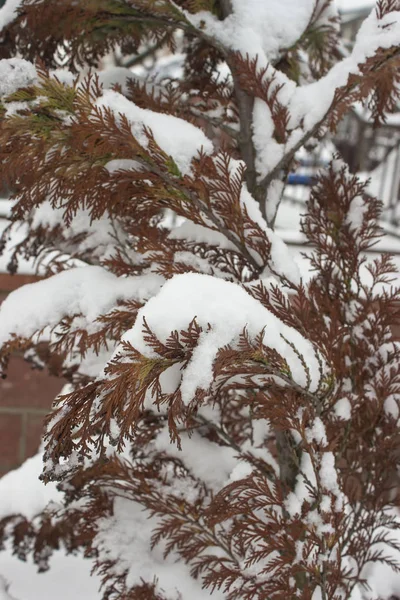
xmin=0 ymin=455 xmax=101 ymax=600
xmin=0 ymin=455 xmax=60 ymax=520
xmin=0 ymin=552 xmax=101 ymax=600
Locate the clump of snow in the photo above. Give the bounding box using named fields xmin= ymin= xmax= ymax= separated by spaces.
xmin=229 ymin=461 xmax=253 ymax=482
xmin=0 ymin=266 xmax=163 ymax=348
xmin=384 ymin=394 xmax=400 ymax=420
xmin=122 ymin=273 xmax=322 ymax=405
xmin=319 ymin=452 xmax=339 ymax=494
xmin=104 ymin=158 xmax=140 ymax=173
xmin=306 ymin=417 xmax=328 ymax=447
xmin=96 ymin=90 xmax=213 ymax=176
xmin=0 ymin=58 xmax=37 ymax=98
xmin=334 ymin=397 xmax=352 ymax=421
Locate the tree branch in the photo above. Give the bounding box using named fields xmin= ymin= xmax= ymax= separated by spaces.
xmin=219 ymin=0 xmax=262 ymax=217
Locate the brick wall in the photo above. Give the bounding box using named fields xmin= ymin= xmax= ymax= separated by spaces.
xmin=0 ymin=274 xmax=64 ymax=475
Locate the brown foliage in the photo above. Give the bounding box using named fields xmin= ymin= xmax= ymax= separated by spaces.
xmin=1 ymin=1 xmax=400 ymax=599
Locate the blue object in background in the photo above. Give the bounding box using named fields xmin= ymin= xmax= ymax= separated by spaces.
xmin=287 ymin=173 xmax=317 ymax=186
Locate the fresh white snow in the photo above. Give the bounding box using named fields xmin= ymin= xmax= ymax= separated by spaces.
xmin=0 ymin=59 xmax=37 ymax=98
xmin=122 ymin=272 xmax=323 ymax=404
xmin=96 ymin=90 xmax=213 ymax=176
xmin=0 ymin=266 xmax=163 ymax=347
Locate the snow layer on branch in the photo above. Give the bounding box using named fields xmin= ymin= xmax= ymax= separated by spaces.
xmin=0 ymin=58 xmax=37 ymax=97
xmin=96 ymin=90 xmax=213 ymax=176
xmin=123 ymin=273 xmax=321 ymax=404
xmin=0 ymin=0 xmax=22 ymax=33
xmin=0 ymin=267 xmax=163 ymax=347
xmin=239 ymin=182 xmax=300 ymax=283
xmin=0 ymin=462 xmax=101 ymax=600
xmin=289 ymin=9 xmax=400 ymax=131
xmin=236 ymin=4 xmax=400 ymax=182
xmin=168 ymin=219 xmax=236 ymax=251
xmin=253 ymin=98 xmax=284 ymax=179
xmin=188 ymin=0 xmax=315 ymax=64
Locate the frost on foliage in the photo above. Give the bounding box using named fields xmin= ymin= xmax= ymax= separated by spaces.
xmin=0 ymin=58 xmax=37 ymax=98
xmin=0 ymin=266 xmax=162 ymax=348
xmin=96 ymin=90 xmax=214 ymax=176
xmin=122 ymin=273 xmax=321 ymax=405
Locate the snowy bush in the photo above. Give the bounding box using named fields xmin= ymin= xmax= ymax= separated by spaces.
xmin=0 ymin=0 xmax=400 ymax=599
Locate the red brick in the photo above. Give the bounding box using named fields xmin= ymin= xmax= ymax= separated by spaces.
xmin=25 ymin=413 xmax=46 ymax=459
xmin=0 ymin=273 xmax=41 ymax=293
xmin=0 ymin=413 xmax=22 ymax=467
xmin=392 ymin=323 xmax=400 ymax=340
xmin=0 ymin=356 xmax=64 ymax=410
